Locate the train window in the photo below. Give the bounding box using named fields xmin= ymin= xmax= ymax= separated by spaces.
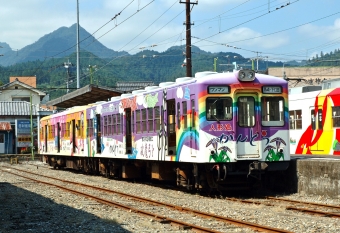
xmin=107 ymin=115 xmax=112 ymax=135
xmin=155 ymin=107 xmax=160 ymax=131
xmin=51 ymin=124 xmax=55 ymax=139
xmin=182 ymin=101 xmax=187 ymax=129
xmin=142 ymin=109 xmax=147 ymax=133
xmin=311 ymin=110 xmax=316 ymax=130
xmin=136 ymin=110 xmax=141 ymax=133
xmin=289 ymin=110 xmax=302 ymax=130
xmin=90 ymin=119 xmax=94 ymax=137
xmin=177 ymin=102 xmax=181 ymax=129
xmin=132 ymin=111 xmax=135 ymax=133
xmin=48 ymin=125 xmax=52 ymax=139
xmin=148 ymin=108 xmax=154 ymax=132
xmin=104 ymin=116 xmax=107 ymax=136
xmin=112 ymin=115 xmax=116 ymax=135
xmin=117 ymin=114 xmax=121 ymax=134
xmin=191 ymin=99 xmax=195 ymax=128
xmin=238 ymin=97 xmax=255 ymax=127
xmin=206 ymin=97 xmax=232 ymax=121
xmin=318 ymin=109 xmax=323 ymax=130
xmin=61 ymin=123 xmax=66 ymax=137
xmin=261 ymin=97 xmax=285 ymax=127
xmin=332 ymin=106 xmax=340 ymax=127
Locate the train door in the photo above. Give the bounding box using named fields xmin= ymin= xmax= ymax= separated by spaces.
xmin=96 ymin=114 xmax=101 ymax=153
xmin=44 ymin=125 xmax=48 ymax=152
xmin=310 ymin=106 xmax=324 ymax=152
xmin=72 ymin=119 xmax=76 ymax=153
xmin=167 ymin=99 xmax=176 ymax=155
xmin=125 ymin=108 xmax=132 ymax=154
xmin=235 ymin=93 xmax=260 ymax=158
xmin=190 ymin=95 xmax=197 ymax=157
xmin=57 ymin=123 xmax=61 ymax=152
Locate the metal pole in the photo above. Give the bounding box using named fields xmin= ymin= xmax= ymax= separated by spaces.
xmin=30 ymin=93 xmax=34 ymax=160
xmin=76 ymin=0 xmax=80 ymax=89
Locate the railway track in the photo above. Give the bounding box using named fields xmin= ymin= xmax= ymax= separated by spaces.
xmin=225 ymin=196 xmax=340 ymax=218
xmin=1 ymin=166 xmax=292 ymax=233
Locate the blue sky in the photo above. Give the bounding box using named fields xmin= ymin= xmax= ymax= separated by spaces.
xmin=1 ymin=0 xmax=339 ymax=62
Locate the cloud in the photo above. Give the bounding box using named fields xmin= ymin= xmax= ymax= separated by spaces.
xmin=299 ymin=18 xmax=340 ymax=40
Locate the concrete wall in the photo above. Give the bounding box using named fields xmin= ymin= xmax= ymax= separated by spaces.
xmin=296 ymin=159 xmax=340 ymax=198
xmin=282 ymin=159 xmax=340 ymax=198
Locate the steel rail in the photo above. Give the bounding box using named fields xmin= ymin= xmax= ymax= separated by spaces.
xmin=1 ymin=169 xmax=220 ymax=233
xmin=2 ymin=166 xmax=292 ymax=233
xmin=266 ymin=196 xmax=340 ymax=210
xmin=225 ymin=197 xmax=340 ymax=219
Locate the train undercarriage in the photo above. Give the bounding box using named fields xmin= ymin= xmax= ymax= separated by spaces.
xmin=44 ymin=155 xmax=288 ymax=192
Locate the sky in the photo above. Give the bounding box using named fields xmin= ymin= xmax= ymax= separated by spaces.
xmin=1 ymin=0 xmax=340 ymax=62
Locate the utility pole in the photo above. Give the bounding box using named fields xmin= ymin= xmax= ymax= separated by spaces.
xmin=64 ymin=60 xmax=72 ymax=93
xmin=88 ymin=65 xmax=97 ymax=85
xmin=30 ymin=93 xmax=34 ymax=160
xmin=213 ymin=57 xmax=218 ymax=72
xmin=76 ymin=0 xmax=80 ymax=89
xmin=180 ymin=0 xmax=197 ymax=77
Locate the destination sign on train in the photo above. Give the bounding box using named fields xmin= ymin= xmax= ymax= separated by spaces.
xmin=262 ymin=86 xmax=282 ymax=94
xmin=208 ymin=86 xmax=230 ymax=94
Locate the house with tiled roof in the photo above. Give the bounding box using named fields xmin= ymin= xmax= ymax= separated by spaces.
xmin=0 ymin=77 xmax=52 ymax=154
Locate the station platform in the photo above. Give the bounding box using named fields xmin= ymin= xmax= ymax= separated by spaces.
xmin=284 ymin=155 xmax=340 ymax=198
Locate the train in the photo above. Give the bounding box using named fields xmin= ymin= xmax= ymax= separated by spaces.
xmin=289 ymin=85 xmax=340 ymax=155
xmin=39 ymin=69 xmax=290 ymax=191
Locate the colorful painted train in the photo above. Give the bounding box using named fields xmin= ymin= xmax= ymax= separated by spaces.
xmin=289 ymin=85 xmax=340 ymax=155
xmin=39 ymin=69 xmax=290 ymax=191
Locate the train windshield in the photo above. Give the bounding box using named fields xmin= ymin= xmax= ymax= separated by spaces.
xmin=206 ymin=97 xmax=232 ymax=121
xmin=261 ymin=97 xmax=285 ymax=126
xmin=238 ymin=96 xmax=255 ymax=127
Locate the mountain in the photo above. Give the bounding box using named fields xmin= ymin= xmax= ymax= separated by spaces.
xmin=0 ymin=24 xmax=128 ymax=66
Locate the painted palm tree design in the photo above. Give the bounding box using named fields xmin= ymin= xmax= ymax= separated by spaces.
xmin=264 ymin=137 xmax=286 ymax=161
xmin=206 ymin=138 xmax=232 ymax=162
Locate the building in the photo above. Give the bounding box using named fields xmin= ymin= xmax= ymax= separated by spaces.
xmin=268 ymin=67 xmax=340 ymax=88
xmin=0 ymin=77 xmax=52 ymax=154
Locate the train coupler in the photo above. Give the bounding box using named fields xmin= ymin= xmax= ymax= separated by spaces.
xmin=247 ymin=162 xmax=268 ymax=180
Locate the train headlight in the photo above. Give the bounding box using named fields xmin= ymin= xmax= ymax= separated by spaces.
xmin=238 ymin=69 xmax=255 ymax=81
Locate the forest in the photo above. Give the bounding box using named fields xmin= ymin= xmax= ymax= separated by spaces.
xmin=0 ymin=46 xmax=339 ymax=100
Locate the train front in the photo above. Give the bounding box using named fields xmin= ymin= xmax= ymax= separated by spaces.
xmin=197 ymin=69 xmax=290 ymax=186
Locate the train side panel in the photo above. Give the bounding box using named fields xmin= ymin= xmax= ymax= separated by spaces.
xmin=290 ymin=88 xmax=340 ymax=155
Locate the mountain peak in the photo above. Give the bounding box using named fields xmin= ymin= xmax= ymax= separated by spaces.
xmin=0 ymin=25 xmax=128 ymax=66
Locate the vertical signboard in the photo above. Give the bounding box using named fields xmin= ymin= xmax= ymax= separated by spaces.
xmin=15 ymin=120 xmax=31 ymax=153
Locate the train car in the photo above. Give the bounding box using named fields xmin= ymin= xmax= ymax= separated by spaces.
xmin=289 ymin=87 xmax=340 ymax=155
xmin=40 ymin=69 xmax=290 ymax=191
